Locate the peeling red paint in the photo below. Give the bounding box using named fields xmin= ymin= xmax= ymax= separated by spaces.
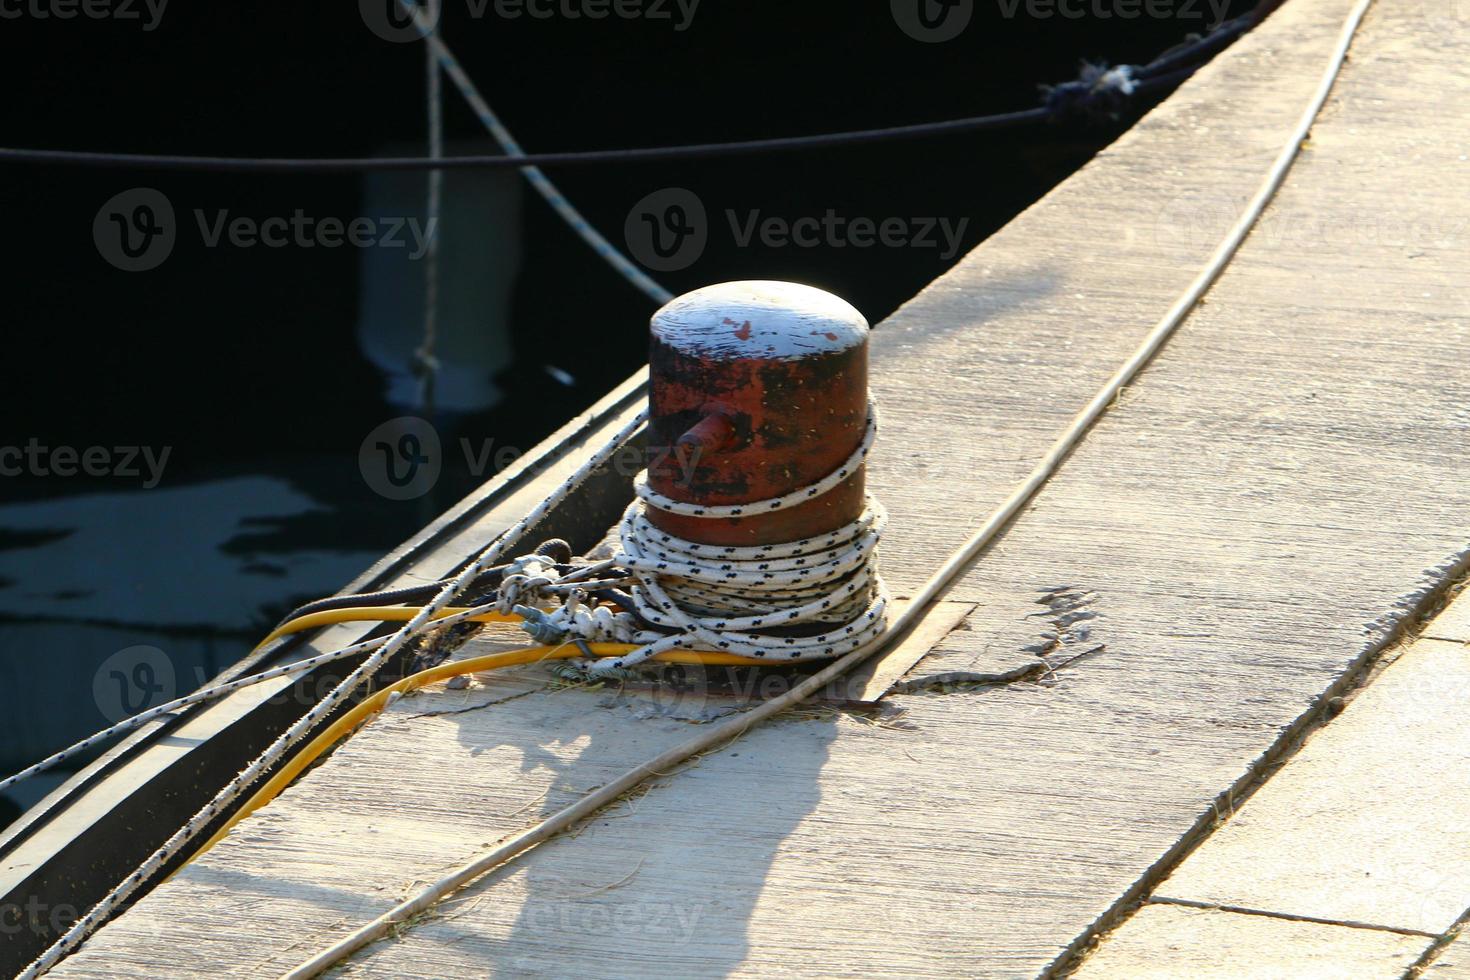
xmin=649 ymin=282 xmax=870 ymax=547
xmin=648 ymin=341 xmax=867 ymax=546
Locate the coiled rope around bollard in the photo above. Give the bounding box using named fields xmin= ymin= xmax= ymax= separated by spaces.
xmin=0 ymin=409 xmax=886 ymax=793
xmin=15 ymin=401 xmax=891 ymax=976
xmin=521 ymin=404 xmax=889 ymax=674
xmin=274 ymin=0 xmax=1380 ymax=973
xmin=20 ymin=0 xmax=1374 ymax=969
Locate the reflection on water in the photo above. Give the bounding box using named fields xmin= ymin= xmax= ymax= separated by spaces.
xmin=357 ymin=145 xmax=523 ymax=415
xmin=0 ymin=1 xmax=1223 ymax=827
xmin=0 ymin=149 xmax=537 ymax=825
xmin=0 ymin=478 xmax=382 ymax=816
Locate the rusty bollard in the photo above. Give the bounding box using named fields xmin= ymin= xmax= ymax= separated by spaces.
xmin=646 ymin=280 xmax=869 ymax=548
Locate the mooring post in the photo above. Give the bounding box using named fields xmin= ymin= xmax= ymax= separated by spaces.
xmin=646 ymin=280 xmax=870 ymax=547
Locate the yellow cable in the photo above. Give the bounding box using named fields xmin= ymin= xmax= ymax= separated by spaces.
xmin=252 ymin=606 xmax=521 ymax=654
xmin=189 ymin=630 xmax=765 ymax=865
xmin=190 ymin=645 xmax=570 ymax=861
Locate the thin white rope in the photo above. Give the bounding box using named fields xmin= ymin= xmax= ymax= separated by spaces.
xmin=633 ymin=405 xmax=876 ymax=518
xmin=2 ymin=411 xmax=878 ymax=803
xmin=277 ymin=2 xmax=1378 ymax=974
xmin=414 ymin=0 xmax=444 ymax=413
xmin=552 ymin=504 xmax=889 ymax=673
xmin=18 ymin=411 xmax=648 ymax=979
xmin=0 ymin=599 xmax=510 ymax=796
xmin=394 ymin=0 xmax=673 ymax=306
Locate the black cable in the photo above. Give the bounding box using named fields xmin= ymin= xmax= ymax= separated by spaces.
xmin=1136 ymin=13 xmax=1252 ymax=80
xmin=270 ymin=538 xmax=577 ymax=630
xmin=0 ymin=18 xmax=1249 ymax=176
xmin=0 ymin=107 xmax=1055 ymax=174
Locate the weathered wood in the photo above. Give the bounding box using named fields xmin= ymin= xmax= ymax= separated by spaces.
xmin=1079 ymin=599 xmax=1470 ymax=972
xmin=1423 ymin=589 xmax=1470 ymax=644
xmin=1146 ymin=635 xmax=1470 ymax=935
xmin=1073 ymin=904 xmax=1430 ymax=979
xmin=842 ymin=600 xmax=979 ymax=701
xmin=0 ymin=372 xmax=648 ymax=975
xmin=45 ymin=0 xmax=1470 ymax=976
xmin=1427 ymin=935 xmax=1470 ymax=977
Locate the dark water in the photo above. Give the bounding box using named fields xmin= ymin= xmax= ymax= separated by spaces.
xmin=0 ymin=0 xmax=1253 ymax=820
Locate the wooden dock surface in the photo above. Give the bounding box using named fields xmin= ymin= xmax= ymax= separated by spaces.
xmin=47 ymin=0 xmax=1470 ymax=975
xmin=1076 ymin=589 xmax=1470 ymax=977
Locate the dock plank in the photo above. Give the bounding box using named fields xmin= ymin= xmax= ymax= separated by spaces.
xmin=1427 ymin=935 xmax=1470 ymax=977
xmin=1423 ymin=589 xmax=1470 ymax=644
xmin=1147 ymin=637 xmax=1470 ymax=935
xmin=1073 ymin=905 xmax=1429 ymax=979
xmin=45 ymin=0 xmax=1470 ymax=976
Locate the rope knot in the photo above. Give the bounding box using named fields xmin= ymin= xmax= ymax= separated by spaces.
xmin=493 ymin=554 xmax=559 ymax=614
xmin=1044 ymin=62 xmax=1139 ymax=122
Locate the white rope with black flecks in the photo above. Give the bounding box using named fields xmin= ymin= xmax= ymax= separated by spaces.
xmin=18 ymin=408 xmax=650 ymax=979
xmin=2 ymin=407 xmax=881 ymax=796
xmin=517 ymin=402 xmax=889 ymax=675
xmin=19 ymin=400 xmax=887 ymax=976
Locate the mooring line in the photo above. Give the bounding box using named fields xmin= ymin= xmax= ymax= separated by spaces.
xmin=413 ymin=0 xmax=445 ymax=413
xmin=20 ymin=0 xmax=1374 ymax=973
xmin=0 ymin=13 xmax=1252 ymax=176
xmin=395 ymin=0 xmax=673 ymax=304
xmin=18 ymin=413 xmax=652 ymax=980
xmin=275 ymin=2 xmax=1379 ymax=976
